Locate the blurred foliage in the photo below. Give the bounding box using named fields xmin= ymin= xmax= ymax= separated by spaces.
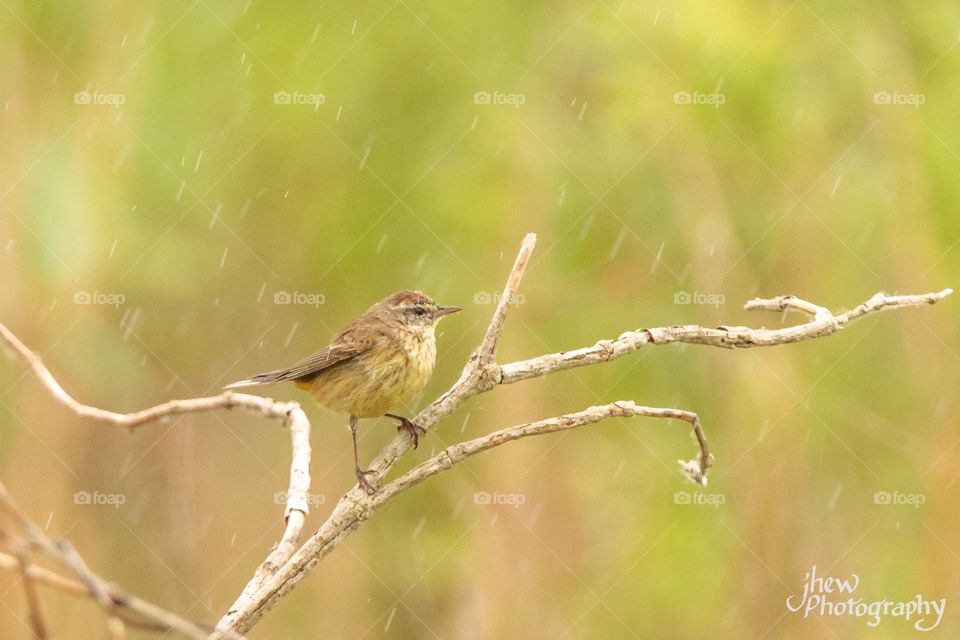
xmin=1 ymin=1 xmax=958 ymax=638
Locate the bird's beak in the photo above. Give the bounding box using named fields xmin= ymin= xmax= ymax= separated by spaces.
xmin=434 ymin=305 xmax=462 ymax=318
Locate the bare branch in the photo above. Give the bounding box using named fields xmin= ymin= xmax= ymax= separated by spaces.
xmin=0 ymin=482 xmax=239 ymax=640
xmin=12 ymin=541 xmax=50 ymax=639
xmin=375 ymin=401 xmax=714 ymax=504
xmin=0 ymin=321 xmax=312 ymax=629
xmin=476 ymin=232 xmax=537 ymax=366
xmin=498 ymin=288 xmax=953 ymax=384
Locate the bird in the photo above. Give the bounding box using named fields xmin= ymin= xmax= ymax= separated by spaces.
xmin=224 ymin=290 xmax=461 ymax=494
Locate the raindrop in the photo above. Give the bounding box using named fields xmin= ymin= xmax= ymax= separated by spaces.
xmin=384 ymin=608 xmax=397 ymax=632
xmin=120 ymin=34 xmax=128 ymax=48
xmin=460 ymin=412 xmax=470 ymax=433
xmin=311 ymin=23 xmax=321 ymax=43
xmin=578 ymin=215 xmax=595 ymax=241
xmin=375 ymin=234 xmax=388 ymax=253
xmin=414 ymin=252 xmax=427 ymax=273
xmin=826 ymin=483 xmax=843 ymax=511
xmin=452 ymin=496 xmax=465 ymax=519
xmin=654 ymin=9 xmax=661 ymax=24
xmin=577 ymin=101 xmax=588 ymax=122
xmin=209 ymin=203 xmax=223 ymax=229
xmin=650 ymin=241 xmax=665 ymax=274
xmin=351 ymin=19 xmax=358 ymax=35
xmin=109 ymin=239 xmax=118 ymax=258
xmin=359 ymin=146 xmax=371 ymax=171
xmin=176 ymin=180 xmax=187 ymax=201
xmin=336 ymin=105 xmax=343 ymax=121
xmin=43 ymin=512 xmax=53 ymax=530
xmin=194 ymin=151 xmax=204 ymax=173
xmin=830 ymin=175 xmax=842 ymax=198
xmin=410 ymin=516 xmax=427 ymax=541
xmin=613 ymin=459 xmax=626 ymax=479
xmin=284 ymin=322 xmax=299 ymax=347
xmin=239 ymin=199 xmax=252 ymax=218
xmin=470 ymin=115 xmax=478 ymax=129
xmin=256 ymin=282 xmax=267 ymax=303
xmin=220 ymin=247 xmax=229 ymax=268
xmin=5 ymin=239 xmax=14 ymax=253
xmin=608 ymin=227 xmax=628 ymax=260
xmin=122 ymin=308 xmax=142 ymax=341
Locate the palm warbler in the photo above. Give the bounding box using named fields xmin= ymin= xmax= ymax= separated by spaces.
xmin=224 ymin=290 xmax=461 ymax=493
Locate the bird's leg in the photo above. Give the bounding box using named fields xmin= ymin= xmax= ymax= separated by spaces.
xmin=385 ymin=413 xmax=427 ymax=449
xmin=350 ymin=415 xmax=377 ymax=495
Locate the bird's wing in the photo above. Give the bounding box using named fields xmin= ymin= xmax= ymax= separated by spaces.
xmin=223 ymin=339 xmax=372 ymax=389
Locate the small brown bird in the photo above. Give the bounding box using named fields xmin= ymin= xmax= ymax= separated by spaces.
xmin=224 ymin=291 xmax=461 ymax=494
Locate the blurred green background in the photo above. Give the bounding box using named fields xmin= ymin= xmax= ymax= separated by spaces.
xmin=1 ymin=1 xmax=958 ymax=638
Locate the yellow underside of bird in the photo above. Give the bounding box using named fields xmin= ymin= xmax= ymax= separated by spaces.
xmin=296 ymin=335 xmax=437 ymax=417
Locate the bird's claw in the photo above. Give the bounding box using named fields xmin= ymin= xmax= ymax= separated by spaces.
xmin=385 ymin=413 xmax=426 ymax=449
xmin=355 ymin=468 xmax=378 ymax=495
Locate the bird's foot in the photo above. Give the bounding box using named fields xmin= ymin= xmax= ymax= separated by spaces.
xmin=385 ymin=413 xmax=426 ymax=449
xmin=355 ymin=467 xmax=378 ymax=495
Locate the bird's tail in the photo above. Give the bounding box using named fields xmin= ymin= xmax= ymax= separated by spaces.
xmin=223 ymin=370 xmax=289 ymax=389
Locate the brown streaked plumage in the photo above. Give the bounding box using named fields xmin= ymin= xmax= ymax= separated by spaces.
xmin=225 ymin=290 xmax=460 ymax=494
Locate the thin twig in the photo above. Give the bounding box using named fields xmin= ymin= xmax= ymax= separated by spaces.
xmin=0 ymin=320 xmax=311 ymax=630
xmin=375 ymin=401 xmax=714 ymax=504
xmin=0 ymin=483 xmax=241 ymax=640
xmin=497 ymin=288 xmax=953 ymax=384
xmin=12 ymin=540 xmax=49 ymax=639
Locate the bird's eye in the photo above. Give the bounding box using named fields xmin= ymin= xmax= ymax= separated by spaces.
xmin=413 ymin=307 xmax=428 ymax=316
